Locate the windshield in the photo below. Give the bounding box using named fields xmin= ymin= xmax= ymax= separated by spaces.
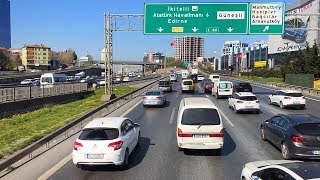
xmin=219 ymin=83 xmax=232 ymax=89
xmin=286 ymin=93 xmax=303 ymax=97
xmin=79 ymin=128 xmax=119 ymax=140
xmin=182 ymin=108 xmax=220 ymax=125
xmin=239 ymin=96 xmax=257 ymax=101
xmin=183 ymin=81 xmax=192 ymax=85
xmin=159 ymin=81 xmax=170 ymax=86
xmin=146 ymin=91 xmax=161 ymax=96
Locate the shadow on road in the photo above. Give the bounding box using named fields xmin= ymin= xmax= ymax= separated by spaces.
xmin=81 ymin=137 xmax=151 ymax=171
xmin=182 ymin=130 xmax=236 ymax=157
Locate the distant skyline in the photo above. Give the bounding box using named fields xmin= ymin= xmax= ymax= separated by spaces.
xmin=11 ymin=0 xmax=297 ymax=61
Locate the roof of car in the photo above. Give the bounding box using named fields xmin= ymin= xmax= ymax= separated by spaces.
xmin=182 ymin=79 xmax=193 ymax=82
xmin=182 ymin=97 xmax=217 ymax=108
xmin=245 ymin=160 xmax=301 ymax=169
xmin=146 ymin=88 xmax=162 ymax=92
xmin=280 ymin=161 xmax=320 ymax=179
xmin=282 ymin=114 xmax=320 ymax=125
xmin=236 ymin=92 xmax=256 ymax=96
xmin=84 ymin=117 xmax=127 ymax=129
xmin=278 ymin=89 xmax=301 ymax=93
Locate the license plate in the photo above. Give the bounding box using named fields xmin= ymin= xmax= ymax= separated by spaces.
xmin=86 ymin=154 xmax=104 ymax=159
xmin=312 ymin=150 xmax=320 ymax=155
xmin=193 ymin=134 xmax=209 ymax=138
xmin=246 ymin=106 xmax=254 ymax=108
xmin=244 ymin=89 xmax=249 ymax=92
xmin=183 ymin=87 xmax=189 ymax=90
xmin=293 ymin=101 xmax=300 ymax=104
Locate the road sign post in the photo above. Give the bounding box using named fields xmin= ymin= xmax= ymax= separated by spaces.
xmin=144 ymin=2 xmax=285 ymax=35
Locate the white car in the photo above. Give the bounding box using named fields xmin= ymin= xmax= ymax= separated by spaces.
xmin=212 ymin=81 xmax=233 ymax=99
xmin=123 ymin=77 xmax=130 ymax=82
xmin=169 ymin=74 xmax=177 ymax=82
xmin=268 ymin=90 xmax=306 ymax=109
xmin=228 ymin=92 xmax=260 ymax=114
xmin=209 ymin=74 xmax=220 ymax=83
xmin=197 ymin=74 xmax=205 ymax=81
xmin=177 ymin=97 xmax=224 ymax=152
xmin=72 ymin=117 xmax=140 ymax=169
xmin=20 ymin=79 xmax=34 ymax=85
xmin=241 ymin=160 xmax=320 ymax=180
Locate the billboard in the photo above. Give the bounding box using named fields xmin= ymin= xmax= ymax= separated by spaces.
xmin=254 ymin=61 xmax=267 ymax=67
xmin=268 ymin=0 xmax=319 ymax=54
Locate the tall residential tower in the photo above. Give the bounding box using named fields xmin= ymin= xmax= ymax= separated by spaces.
xmin=174 ymin=36 xmax=204 ymax=63
xmin=0 ymin=0 xmax=11 ymax=48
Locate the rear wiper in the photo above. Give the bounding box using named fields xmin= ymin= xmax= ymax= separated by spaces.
xmin=197 ymin=122 xmax=212 ymax=129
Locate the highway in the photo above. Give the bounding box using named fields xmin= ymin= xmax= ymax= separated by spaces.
xmin=3 ymin=75 xmax=320 ymax=180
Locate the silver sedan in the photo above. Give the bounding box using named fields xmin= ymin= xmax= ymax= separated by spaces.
xmin=143 ymin=89 xmax=166 ymax=107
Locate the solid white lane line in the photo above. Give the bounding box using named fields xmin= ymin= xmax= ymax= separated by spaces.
xmin=205 ymin=94 xmax=235 ymax=127
xmin=121 ymin=99 xmax=143 ymax=117
xmin=169 ymin=107 xmax=176 ymax=124
xmin=37 ymin=153 xmax=72 ymax=180
xmin=176 ymin=90 xmax=179 ymax=98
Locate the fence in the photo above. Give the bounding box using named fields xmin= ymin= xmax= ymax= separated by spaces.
xmin=0 ymin=83 xmax=88 ymax=104
xmin=0 ymin=76 xmax=165 ymax=176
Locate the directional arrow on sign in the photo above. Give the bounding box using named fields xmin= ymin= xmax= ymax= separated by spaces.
xmin=227 ymin=27 xmax=234 ymax=32
xmin=157 ymin=27 xmax=164 ymax=32
xmin=192 ymin=27 xmax=198 ymax=32
xmin=206 ymin=13 xmax=209 ymax=17
xmin=263 ymin=26 xmax=270 ymax=32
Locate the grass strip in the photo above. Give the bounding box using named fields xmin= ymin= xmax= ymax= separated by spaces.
xmin=228 ymin=75 xmax=284 ymax=84
xmin=0 ymin=86 xmax=136 ymax=159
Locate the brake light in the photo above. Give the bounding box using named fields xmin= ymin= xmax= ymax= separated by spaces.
xmin=239 ymin=86 xmax=243 ymax=89
xmin=291 ymin=135 xmax=304 ymax=142
xmin=284 ymin=96 xmax=291 ymax=99
xmin=302 ymin=96 xmax=305 ymax=99
xmin=256 ymin=100 xmax=260 ymax=103
xmin=249 ymin=85 xmax=252 ymax=89
xmin=108 ymin=140 xmax=123 ymax=150
xmin=209 ymin=129 xmax=224 ymax=137
xmin=73 ymin=141 xmax=83 ymax=151
xmin=177 ymin=128 xmax=192 ymax=137
xmin=143 ymin=96 xmax=147 ymax=100
xmin=156 ymin=96 xmax=162 ymax=99
xmin=236 ymin=100 xmax=244 ymax=103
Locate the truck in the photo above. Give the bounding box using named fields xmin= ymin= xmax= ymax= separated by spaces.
xmin=181 ymin=70 xmax=189 ymax=79
xmin=191 ymin=69 xmax=198 ymax=74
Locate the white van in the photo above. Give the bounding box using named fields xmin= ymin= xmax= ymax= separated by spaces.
xmin=177 ymin=97 xmax=224 ymax=152
xmin=181 ymin=70 xmax=189 ymax=79
xmin=209 ymin=74 xmax=220 ymax=83
xmin=212 ymin=81 xmax=233 ymax=99
xmin=40 ymin=73 xmax=67 ymax=86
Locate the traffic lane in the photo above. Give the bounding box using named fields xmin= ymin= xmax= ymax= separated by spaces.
xmin=48 ymin=80 xmax=183 ymax=180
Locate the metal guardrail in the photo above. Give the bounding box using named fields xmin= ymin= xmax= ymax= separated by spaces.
xmin=0 ymin=75 xmax=166 ymax=176
xmin=0 ymin=83 xmax=88 ymax=104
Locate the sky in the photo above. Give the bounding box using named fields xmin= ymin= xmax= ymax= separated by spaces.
xmin=10 ymin=0 xmax=296 ymax=61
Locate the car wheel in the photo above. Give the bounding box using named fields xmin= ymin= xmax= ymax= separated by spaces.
xmin=136 ymin=132 xmax=141 ymax=147
xmin=280 ymin=102 xmax=285 ymax=109
xmin=143 ymin=104 xmax=147 ymax=108
xmin=216 ymin=149 xmax=222 ymax=155
xmin=255 ymin=110 xmax=260 ymax=114
xmin=234 ymin=106 xmax=238 ymax=113
xmin=281 ymin=34 xmax=285 ymax=39
xmin=261 ymin=128 xmax=267 ymax=141
xmin=76 ymin=164 xmax=82 ymax=169
xmin=295 ymin=35 xmax=302 ymax=43
xmin=178 ymin=147 xmax=183 ymax=151
xmin=242 ymin=177 xmax=247 ymax=180
xmin=268 ymin=98 xmax=272 ymax=105
xmin=121 ymin=149 xmax=129 ymax=168
xmin=281 ymin=143 xmax=292 ymax=160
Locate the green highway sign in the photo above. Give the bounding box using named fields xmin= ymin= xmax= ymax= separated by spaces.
xmin=249 ymin=2 xmax=285 ymax=34
xmin=144 ymin=2 xmax=285 ymax=35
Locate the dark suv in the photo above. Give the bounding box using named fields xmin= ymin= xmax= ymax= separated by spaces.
xmin=233 ymin=82 xmax=252 ymax=92
xmin=158 ymin=80 xmax=172 ymax=92
xmin=188 ymin=74 xmax=198 ymax=83
xmin=261 ymin=114 xmax=320 ymax=160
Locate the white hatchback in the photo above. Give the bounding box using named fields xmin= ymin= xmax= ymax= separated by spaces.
xmin=268 ymin=90 xmax=306 ymax=109
xmin=177 ymin=97 xmax=224 ymax=152
xmin=72 ymin=117 xmax=140 ymax=169
xmin=228 ymin=92 xmax=260 ymax=114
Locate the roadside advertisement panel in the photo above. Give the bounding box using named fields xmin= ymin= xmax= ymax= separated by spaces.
xmin=268 ymin=0 xmax=319 ymax=54
xmin=254 ymin=61 xmax=267 ymax=67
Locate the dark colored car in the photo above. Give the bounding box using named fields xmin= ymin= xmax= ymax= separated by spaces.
xmin=188 ymin=74 xmax=198 ymax=83
xmin=282 ymin=17 xmax=309 ymax=43
xmin=261 ymin=114 xmax=320 ymax=160
xmin=233 ymin=82 xmax=252 ymax=92
xmin=202 ymin=81 xmax=213 ymax=92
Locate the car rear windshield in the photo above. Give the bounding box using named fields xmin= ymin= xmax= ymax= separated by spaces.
xmin=79 ymin=128 xmax=119 ymax=140
xmin=159 ymin=81 xmax=170 ymax=86
xmin=285 ymin=93 xmax=303 ymax=97
xmin=294 ymin=123 xmax=320 ymax=135
xmin=198 ymin=75 xmax=204 ymax=77
xmin=239 ymin=83 xmax=251 ymax=87
xmin=239 ymin=96 xmax=257 ymax=101
xmin=211 ymin=76 xmax=220 ymax=79
xmin=183 ymin=81 xmax=193 ymax=85
xmin=146 ymin=91 xmax=161 ymax=96
xmin=181 ymin=108 xmax=220 ymax=125
xmin=170 ymin=74 xmax=175 ymax=77
xmin=219 ymin=83 xmax=232 ymax=89
xmin=204 ymin=82 xmax=213 ymax=85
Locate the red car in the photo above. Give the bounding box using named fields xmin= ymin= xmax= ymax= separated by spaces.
xmin=202 ymin=81 xmax=213 ymax=92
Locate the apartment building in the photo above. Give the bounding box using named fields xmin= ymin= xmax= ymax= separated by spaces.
xmin=21 ymin=44 xmax=51 ymax=70
xmin=174 ymin=36 xmax=204 ymax=63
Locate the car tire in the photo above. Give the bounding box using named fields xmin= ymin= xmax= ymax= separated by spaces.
xmin=121 ymin=149 xmax=129 ymax=169
xmin=234 ymin=106 xmax=239 ymax=113
xmin=295 ymin=35 xmax=302 ymax=43
xmin=268 ymin=98 xmax=272 ymax=105
xmin=178 ymin=147 xmax=183 ymax=151
xmin=76 ymin=164 xmax=82 ymax=169
xmin=300 ymin=105 xmax=305 ymax=110
xmin=261 ymin=128 xmax=267 ymax=141
xmin=280 ymin=102 xmax=285 ymax=109
xmin=136 ymin=132 xmax=141 ymax=147
xmin=143 ymin=104 xmax=147 ymax=108
xmin=216 ymin=149 xmax=222 ymax=155
xmin=281 ymin=143 xmax=292 ymax=160
xmin=255 ymin=110 xmax=260 ymax=114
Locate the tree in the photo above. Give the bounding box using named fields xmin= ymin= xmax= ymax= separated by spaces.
xmin=9 ymin=55 xmax=22 ymax=69
xmin=0 ymin=49 xmax=11 ymax=70
xmin=58 ymin=49 xmax=78 ymax=66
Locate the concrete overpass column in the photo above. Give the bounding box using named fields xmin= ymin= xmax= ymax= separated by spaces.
xmin=121 ymin=64 xmax=124 ymax=76
xmin=143 ymin=64 xmax=146 ymax=76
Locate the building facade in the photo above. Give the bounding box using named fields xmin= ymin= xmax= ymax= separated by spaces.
xmin=220 ymin=40 xmax=248 ymax=70
xmin=0 ymin=0 xmax=11 ymax=48
xmin=21 ymin=44 xmax=51 ymax=70
xmin=143 ymin=52 xmax=164 ymax=63
xmin=174 ymin=36 xmax=204 ymax=62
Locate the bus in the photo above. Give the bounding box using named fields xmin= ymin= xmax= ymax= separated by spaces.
xmin=40 ymin=73 xmax=68 ymax=86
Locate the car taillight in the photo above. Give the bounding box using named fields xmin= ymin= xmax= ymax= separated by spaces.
xmin=108 ymin=140 xmax=123 ymax=150
xmin=256 ymin=100 xmax=260 ymax=103
xmin=177 ymin=128 xmax=192 ymax=137
xmin=239 ymin=86 xmax=243 ymax=89
xmin=143 ymin=96 xmax=147 ymax=100
xmin=156 ymin=96 xmax=162 ymax=99
xmin=284 ymin=96 xmax=291 ymax=99
xmin=209 ymin=129 xmax=224 ymax=137
xmin=249 ymin=85 xmax=252 ymax=89
xmin=302 ymin=96 xmax=305 ymax=99
xmin=236 ymin=100 xmax=244 ymax=103
xmin=291 ymin=135 xmax=304 ymax=142
xmin=73 ymin=141 xmax=83 ymax=151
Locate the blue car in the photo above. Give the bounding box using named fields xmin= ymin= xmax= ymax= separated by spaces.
xmin=282 ymin=17 xmax=309 ymax=43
